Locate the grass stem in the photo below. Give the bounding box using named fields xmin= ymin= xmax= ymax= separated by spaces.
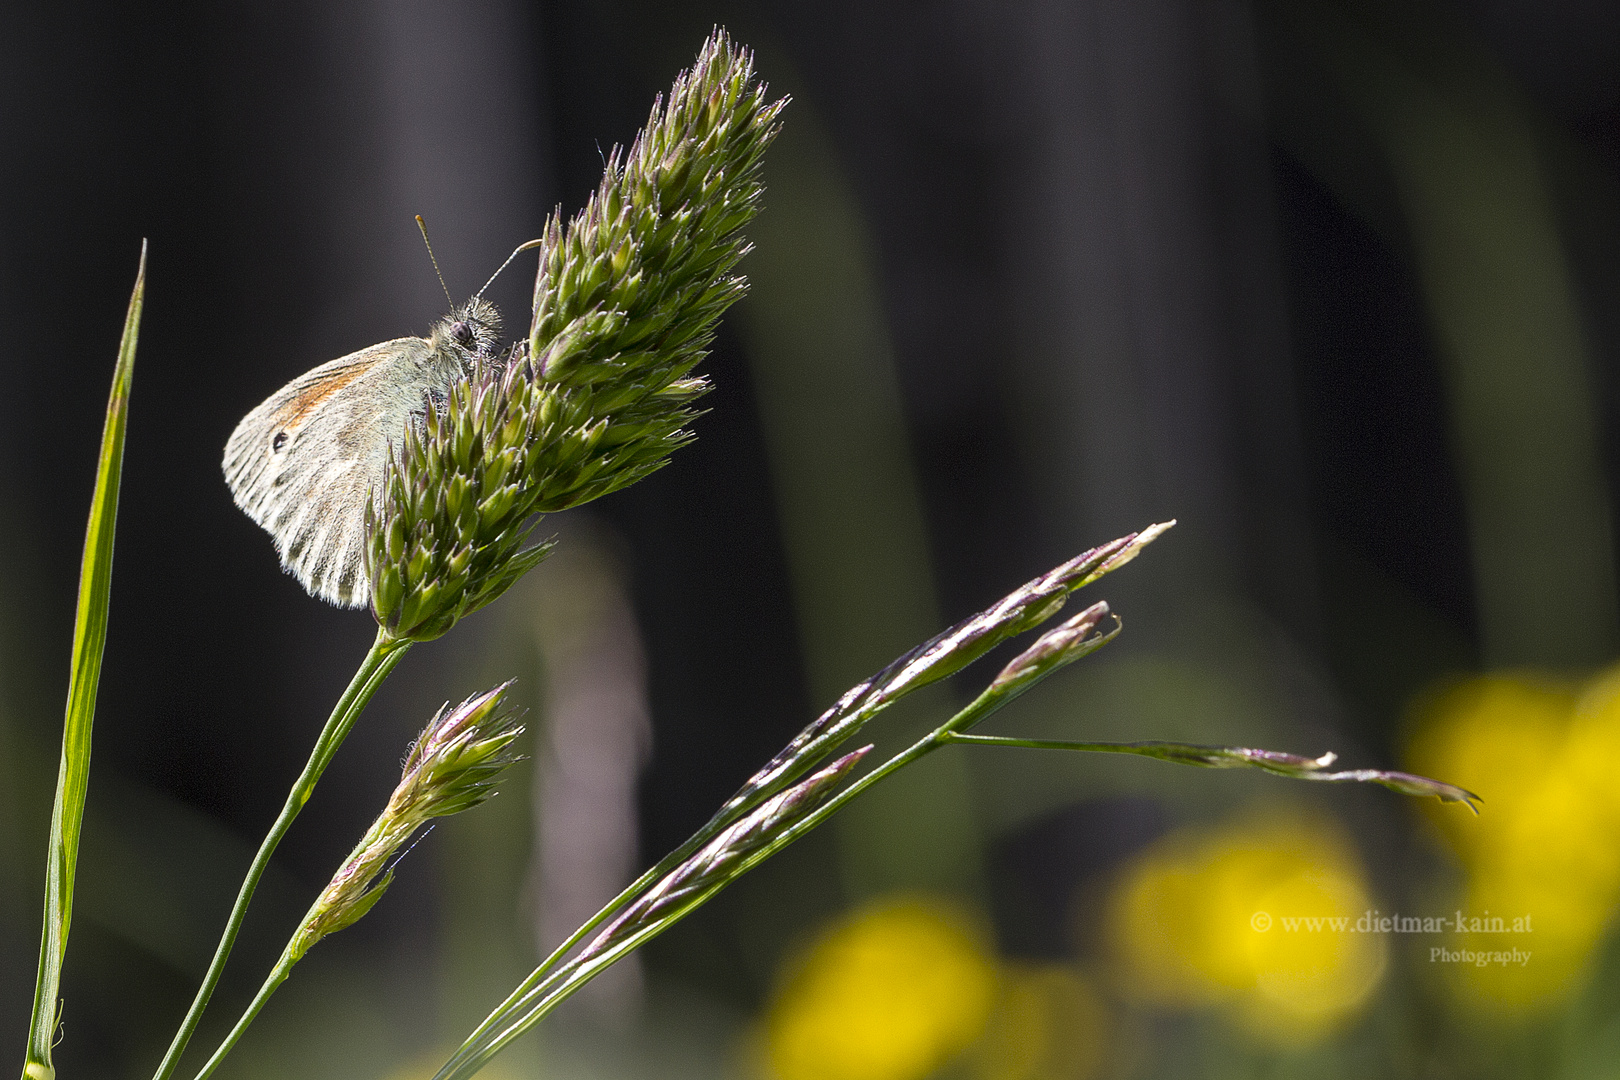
xmin=186 ymin=954 xmax=295 ymax=1080
xmin=148 ymin=629 xmax=411 ymax=1080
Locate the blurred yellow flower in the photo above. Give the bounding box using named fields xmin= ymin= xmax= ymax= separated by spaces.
xmin=1105 ymin=813 xmax=1387 ymax=1042
xmin=974 ymin=963 xmax=1108 ymax=1080
xmin=765 ymin=896 xmax=997 ymax=1080
xmin=1406 ymin=669 xmax=1620 ymax=1012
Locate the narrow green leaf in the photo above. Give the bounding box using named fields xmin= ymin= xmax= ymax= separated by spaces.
xmin=22 ymin=241 xmax=146 ymax=1080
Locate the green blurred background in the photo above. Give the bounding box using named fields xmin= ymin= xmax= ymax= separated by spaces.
xmin=0 ymin=0 xmax=1617 ymax=1077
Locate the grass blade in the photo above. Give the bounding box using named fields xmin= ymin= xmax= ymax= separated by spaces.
xmin=22 ymin=241 xmax=146 ymax=1080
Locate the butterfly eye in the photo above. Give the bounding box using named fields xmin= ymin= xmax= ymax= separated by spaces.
xmin=272 ymin=432 xmax=288 ymax=451
xmin=450 ymin=320 xmax=475 ymax=348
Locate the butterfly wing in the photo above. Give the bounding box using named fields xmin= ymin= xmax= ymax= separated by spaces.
xmin=223 ymin=337 xmax=456 ymax=608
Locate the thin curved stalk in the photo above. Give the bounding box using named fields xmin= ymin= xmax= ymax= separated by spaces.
xmin=438 ymin=538 xmax=1160 ymax=1044
xmin=187 ymin=954 xmax=296 ymax=1080
xmin=940 ymin=733 xmax=1481 ymax=808
xmin=430 ymin=680 xmax=1016 ymax=1080
xmin=185 ymin=685 xmax=527 ymax=1080
xmin=148 ymin=629 xmax=411 ymax=1080
xmin=432 ymin=592 xmax=1484 ymax=1078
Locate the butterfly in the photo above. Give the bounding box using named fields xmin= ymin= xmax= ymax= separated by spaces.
xmin=222 ymin=297 xmax=503 ymax=608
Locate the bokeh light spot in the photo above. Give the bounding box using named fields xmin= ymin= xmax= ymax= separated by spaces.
xmin=1406 ymin=669 xmax=1620 ymax=1012
xmin=765 ymin=896 xmax=997 ymax=1080
xmin=1105 ymin=813 xmax=1386 ymax=1042
xmin=974 ymin=963 xmax=1108 ymax=1080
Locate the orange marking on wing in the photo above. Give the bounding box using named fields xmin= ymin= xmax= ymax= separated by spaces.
xmin=274 ymin=362 xmax=377 ymax=430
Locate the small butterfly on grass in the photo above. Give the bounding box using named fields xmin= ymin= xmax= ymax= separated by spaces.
xmin=223 ymin=223 xmax=537 ymax=607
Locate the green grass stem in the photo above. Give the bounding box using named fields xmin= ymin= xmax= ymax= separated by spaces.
xmin=940 ymin=733 xmax=1481 ymax=808
xmin=148 ymin=629 xmax=411 ymax=1080
xmin=185 ymin=954 xmax=295 ymax=1080
xmin=428 ymin=664 xmax=1032 ymax=1079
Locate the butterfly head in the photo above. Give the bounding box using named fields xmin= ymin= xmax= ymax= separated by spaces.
xmin=432 ymin=297 xmax=503 ymax=366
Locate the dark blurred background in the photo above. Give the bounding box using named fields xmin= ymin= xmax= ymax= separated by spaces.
xmin=1 ymin=0 xmax=1617 ymax=1078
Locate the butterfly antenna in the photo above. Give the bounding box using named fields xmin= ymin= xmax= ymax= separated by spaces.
xmin=415 ymin=215 xmax=456 ymax=308
xmin=476 ymin=237 xmax=546 ymax=299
